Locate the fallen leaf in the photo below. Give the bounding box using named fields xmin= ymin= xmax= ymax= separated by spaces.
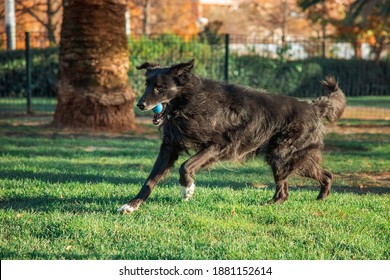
xmin=312 ymin=212 xmax=323 ymax=217
xmin=252 ymin=183 xmax=268 ymax=189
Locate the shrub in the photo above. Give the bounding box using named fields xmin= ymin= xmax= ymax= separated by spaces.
xmin=0 ymin=36 xmax=388 ymax=98
xmin=0 ymin=47 xmax=58 ymax=97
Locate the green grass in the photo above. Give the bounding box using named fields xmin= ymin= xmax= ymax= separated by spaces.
xmin=0 ymin=97 xmax=56 ymax=113
xmin=0 ymin=119 xmax=389 ymax=260
xmin=346 ymin=96 xmax=390 ymax=108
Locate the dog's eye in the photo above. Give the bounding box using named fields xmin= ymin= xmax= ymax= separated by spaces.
xmin=156 ymin=86 xmax=164 ymax=93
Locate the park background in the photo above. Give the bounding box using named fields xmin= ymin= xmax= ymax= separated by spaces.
xmin=0 ymin=0 xmax=389 ymax=260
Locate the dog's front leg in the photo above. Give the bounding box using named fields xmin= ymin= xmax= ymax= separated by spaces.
xmin=179 ymin=145 xmax=220 ymax=200
xmin=118 ymin=143 xmax=179 ymax=214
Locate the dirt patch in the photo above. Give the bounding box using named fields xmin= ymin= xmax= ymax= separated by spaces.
xmin=333 ymin=172 xmax=390 ymax=195
xmin=0 ymin=115 xmax=160 ymax=139
xmin=359 ymin=172 xmax=390 ymax=185
xmin=327 ymin=125 xmax=390 ymax=134
xmin=83 ymin=146 xmax=120 ymax=152
xmin=0 ymin=115 xmax=53 ymax=126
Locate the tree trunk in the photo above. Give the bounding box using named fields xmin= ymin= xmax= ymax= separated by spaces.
xmin=353 ymin=40 xmax=362 ymax=59
xmin=142 ymin=0 xmax=151 ymax=35
xmin=54 ymin=0 xmax=136 ymax=131
xmin=47 ymin=0 xmax=57 ymax=45
xmin=373 ymin=36 xmax=384 ymax=63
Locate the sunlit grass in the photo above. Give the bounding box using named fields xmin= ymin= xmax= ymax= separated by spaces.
xmin=0 ymin=121 xmax=389 ymax=260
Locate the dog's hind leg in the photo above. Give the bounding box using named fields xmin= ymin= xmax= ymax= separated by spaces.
xmin=118 ymin=143 xmax=180 ymax=214
xmin=296 ymin=149 xmax=333 ymax=200
xmin=299 ymin=166 xmax=333 ymax=200
xmin=318 ymin=170 xmax=333 ymax=200
xmin=179 ymin=145 xmax=220 ymax=200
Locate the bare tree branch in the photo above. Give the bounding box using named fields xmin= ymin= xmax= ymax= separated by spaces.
xmin=14 ymin=0 xmax=63 ymax=44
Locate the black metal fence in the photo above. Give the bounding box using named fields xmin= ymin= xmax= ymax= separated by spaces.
xmin=0 ymin=32 xmax=57 ymax=115
xmin=0 ymin=32 xmax=389 ymax=118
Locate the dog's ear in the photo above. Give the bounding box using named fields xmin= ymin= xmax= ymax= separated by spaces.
xmin=169 ymin=58 xmax=195 ymax=76
xmin=136 ymin=62 xmax=160 ymax=70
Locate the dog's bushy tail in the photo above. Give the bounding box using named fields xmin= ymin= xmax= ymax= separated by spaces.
xmin=312 ymin=76 xmax=346 ymax=123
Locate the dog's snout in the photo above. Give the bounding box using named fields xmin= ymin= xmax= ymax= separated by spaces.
xmin=137 ymin=102 xmax=146 ymax=111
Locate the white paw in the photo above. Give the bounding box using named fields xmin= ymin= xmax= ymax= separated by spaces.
xmin=117 ymin=204 xmax=136 ymax=214
xmin=180 ymin=183 xmax=195 ymax=201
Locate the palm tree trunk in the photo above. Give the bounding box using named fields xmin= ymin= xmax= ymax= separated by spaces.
xmin=54 ymin=0 xmax=136 ymax=131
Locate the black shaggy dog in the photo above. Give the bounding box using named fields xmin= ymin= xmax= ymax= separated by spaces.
xmin=118 ymin=59 xmax=346 ymax=214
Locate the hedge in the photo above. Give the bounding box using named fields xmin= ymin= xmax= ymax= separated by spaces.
xmin=0 ymin=36 xmax=389 ymax=98
xmin=0 ymin=48 xmax=58 ymax=97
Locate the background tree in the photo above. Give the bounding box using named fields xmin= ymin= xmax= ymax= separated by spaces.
xmin=345 ymin=0 xmax=390 ymax=61
xmin=298 ymin=0 xmax=390 ymax=60
xmin=15 ymin=0 xmax=62 ymax=45
xmin=128 ymin=0 xmax=199 ymax=37
xmin=54 ymin=0 xmax=136 ymax=131
xmin=128 ymin=0 xmax=151 ymax=35
xmin=199 ymin=20 xmax=223 ymax=44
xmin=347 ymin=0 xmax=390 ymax=20
xmin=199 ymin=0 xmax=314 ymax=41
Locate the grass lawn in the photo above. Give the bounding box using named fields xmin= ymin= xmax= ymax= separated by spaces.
xmin=0 ymin=98 xmax=57 ymax=113
xmin=346 ymin=96 xmax=390 ymax=108
xmin=0 ymin=117 xmax=389 ymax=260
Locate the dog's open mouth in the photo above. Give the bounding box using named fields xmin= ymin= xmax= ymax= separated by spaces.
xmin=152 ymin=103 xmax=167 ymax=125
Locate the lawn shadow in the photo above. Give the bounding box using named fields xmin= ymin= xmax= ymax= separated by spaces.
xmin=0 ymin=194 xmax=137 ymax=214
xmin=1 ymin=249 xmax=95 ymax=260
xmin=1 ymin=177 xmax=388 ymax=216
xmin=189 ymin=166 xmax=390 ymax=196
xmin=0 ymin=169 xmax=143 ymax=185
xmin=290 ymin=185 xmax=390 ymax=196
xmin=0 ymin=189 xmax=185 ymax=215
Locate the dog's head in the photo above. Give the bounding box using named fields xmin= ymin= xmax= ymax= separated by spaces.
xmin=136 ymin=59 xmax=195 ymax=124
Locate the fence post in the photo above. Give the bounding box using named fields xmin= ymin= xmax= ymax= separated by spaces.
xmin=25 ymin=32 xmax=32 ymax=114
xmin=224 ymin=34 xmax=229 ymax=84
xmin=321 ymin=39 xmax=326 ymax=58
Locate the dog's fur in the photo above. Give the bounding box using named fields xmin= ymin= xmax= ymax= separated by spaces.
xmin=118 ymin=59 xmax=346 ymax=214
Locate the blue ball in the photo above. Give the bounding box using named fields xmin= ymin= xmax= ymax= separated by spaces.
xmin=152 ymin=103 xmax=163 ymax=114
